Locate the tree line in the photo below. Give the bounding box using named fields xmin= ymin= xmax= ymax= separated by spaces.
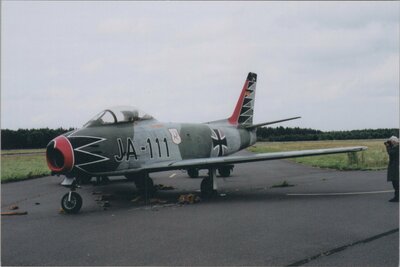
xmin=257 ymin=127 xmax=399 ymax=142
xmin=1 ymin=127 xmax=399 ymax=150
xmin=1 ymin=128 xmax=75 ymax=149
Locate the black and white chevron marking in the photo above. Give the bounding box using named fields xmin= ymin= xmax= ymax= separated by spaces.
xmin=67 ymin=135 xmax=109 ymax=172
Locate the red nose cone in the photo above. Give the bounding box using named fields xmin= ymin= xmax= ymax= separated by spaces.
xmin=46 ymin=136 xmax=75 ymax=173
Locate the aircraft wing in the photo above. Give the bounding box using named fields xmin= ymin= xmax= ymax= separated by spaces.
xmin=143 ymin=146 xmax=367 ymax=173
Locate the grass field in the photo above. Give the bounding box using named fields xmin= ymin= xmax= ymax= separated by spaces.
xmin=248 ymin=139 xmax=388 ymax=170
xmin=1 ymin=149 xmax=50 ymax=183
xmin=1 ymin=149 xmax=45 ymax=155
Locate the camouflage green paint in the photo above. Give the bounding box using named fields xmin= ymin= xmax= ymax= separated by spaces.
xmin=178 ymin=123 xmax=213 ymax=159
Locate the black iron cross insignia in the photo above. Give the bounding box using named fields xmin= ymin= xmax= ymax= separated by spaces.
xmin=211 ymin=129 xmax=228 ymax=157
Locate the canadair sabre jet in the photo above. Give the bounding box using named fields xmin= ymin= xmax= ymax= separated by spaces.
xmin=46 ymin=72 xmax=366 ymax=213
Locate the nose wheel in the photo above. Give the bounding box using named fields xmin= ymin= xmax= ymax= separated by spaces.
xmin=60 ymin=178 xmax=83 ymax=214
xmin=61 ymin=191 xmax=82 ymax=214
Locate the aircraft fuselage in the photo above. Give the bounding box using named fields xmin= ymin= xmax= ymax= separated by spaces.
xmin=59 ymin=120 xmax=256 ymax=178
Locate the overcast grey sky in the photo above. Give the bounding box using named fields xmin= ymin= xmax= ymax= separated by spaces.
xmin=1 ymin=1 xmax=399 ymax=131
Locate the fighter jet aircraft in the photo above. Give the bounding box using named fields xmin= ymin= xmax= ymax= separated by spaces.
xmin=46 ymin=72 xmax=366 ymax=213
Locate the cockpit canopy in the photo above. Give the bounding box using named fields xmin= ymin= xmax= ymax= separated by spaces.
xmin=84 ymin=106 xmax=154 ymax=127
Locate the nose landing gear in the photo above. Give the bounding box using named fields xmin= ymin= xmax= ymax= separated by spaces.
xmin=60 ymin=178 xmax=82 ymax=214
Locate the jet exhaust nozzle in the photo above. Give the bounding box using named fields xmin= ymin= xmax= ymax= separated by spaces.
xmin=46 ymin=136 xmax=74 ymax=173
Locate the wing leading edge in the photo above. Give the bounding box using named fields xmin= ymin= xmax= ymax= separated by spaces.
xmin=143 ymin=146 xmax=367 ymax=173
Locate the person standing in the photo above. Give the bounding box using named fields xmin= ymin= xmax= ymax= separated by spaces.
xmin=385 ymin=136 xmax=399 ymax=202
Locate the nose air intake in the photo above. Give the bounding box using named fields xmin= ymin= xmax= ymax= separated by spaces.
xmin=46 ymin=136 xmax=75 ymax=173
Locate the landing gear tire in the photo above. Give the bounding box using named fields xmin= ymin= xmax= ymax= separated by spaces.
xmin=187 ymin=168 xmax=199 ymax=178
xmin=201 ymin=178 xmax=217 ymax=198
xmin=61 ymin=192 xmax=82 ymax=214
xmin=218 ymin=166 xmax=232 ymax=177
xmin=134 ymin=174 xmax=155 ymax=199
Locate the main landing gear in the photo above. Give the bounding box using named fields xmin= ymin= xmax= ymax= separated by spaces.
xmin=187 ymin=165 xmax=234 ymax=178
xmin=61 ymin=178 xmax=82 ymax=214
xmin=218 ymin=165 xmax=233 ymax=177
xmin=126 ymin=172 xmax=155 ymax=199
xmin=200 ymin=169 xmax=218 ymax=198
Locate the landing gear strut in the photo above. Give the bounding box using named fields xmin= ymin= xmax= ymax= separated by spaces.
xmin=127 ymin=173 xmax=155 ymax=200
xmin=201 ymin=168 xmax=218 ymax=198
xmin=61 ymin=178 xmax=82 ymax=214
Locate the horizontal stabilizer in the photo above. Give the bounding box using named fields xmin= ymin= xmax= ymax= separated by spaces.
xmin=243 ymin=116 xmax=301 ymax=129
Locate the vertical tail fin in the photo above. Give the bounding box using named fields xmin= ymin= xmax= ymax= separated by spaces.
xmin=228 ymin=72 xmax=257 ymax=125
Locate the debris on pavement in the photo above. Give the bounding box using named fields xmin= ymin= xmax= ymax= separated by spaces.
xmin=149 ymin=198 xmax=168 ymax=205
xmin=1 ymin=211 xmax=28 ymax=216
xmin=99 ymin=194 xmax=113 ymax=201
xmin=101 ymin=201 xmax=110 ymax=208
xmin=155 ymin=184 xmax=175 ymax=190
xmin=131 ymin=196 xmax=142 ymax=203
xmin=178 ymin=194 xmax=201 ymax=204
xmin=131 ymin=196 xmax=169 ymax=205
xmin=271 ymin=180 xmax=294 ymax=188
xmin=94 ymin=193 xmax=114 ymax=203
xmin=9 ymin=205 xmax=19 ymax=210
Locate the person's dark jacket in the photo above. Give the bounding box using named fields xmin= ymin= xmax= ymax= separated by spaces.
xmin=387 ymin=145 xmax=399 ymax=182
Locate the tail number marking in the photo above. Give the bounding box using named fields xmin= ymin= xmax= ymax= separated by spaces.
xmin=115 ymin=138 xmax=138 ymax=162
xmin=116 ymin=137 xmax=170 ymax=162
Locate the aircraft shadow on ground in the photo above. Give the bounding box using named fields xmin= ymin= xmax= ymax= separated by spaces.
xmin=75 ymin=178 xmax=315 ymax=214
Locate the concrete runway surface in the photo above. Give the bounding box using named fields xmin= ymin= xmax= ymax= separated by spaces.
xmin=2 ymin=155 xmax=399 ymax=266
